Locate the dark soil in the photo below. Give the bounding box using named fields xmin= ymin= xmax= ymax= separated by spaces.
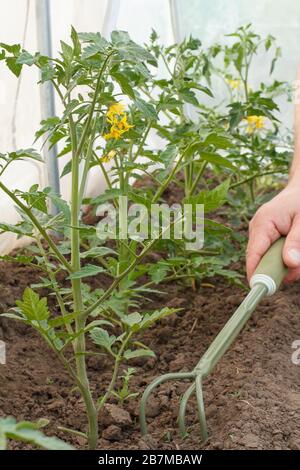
xmin=0 ymin=258 xmax=300 ymax=450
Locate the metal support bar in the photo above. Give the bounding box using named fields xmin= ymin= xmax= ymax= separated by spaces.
xmin=102 ymin=0 xmax=121 ymax=38
xmin=35 ymin=0 xmax=60 ymax=215
xmin=169 ymin=0 xmax=182 ymax=43
xmin=168 ymin=0 xmax=192 ymax=120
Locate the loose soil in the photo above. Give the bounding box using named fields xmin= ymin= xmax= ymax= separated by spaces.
xmin=0 ymin=258 xmax=300 ymax=450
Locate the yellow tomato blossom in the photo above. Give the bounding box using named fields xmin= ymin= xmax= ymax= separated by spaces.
xmin=245 ymin=115 xmax=265 ymax=134
xmin=226 ymin=78 xmax=241 ymax=90
xmin=106 ymin=102 xmax=126 ymax=122
xmin=104 ymin=102 xmax=133 ymax=140
xmin=101 ymin=150 xmax=117 ymax=163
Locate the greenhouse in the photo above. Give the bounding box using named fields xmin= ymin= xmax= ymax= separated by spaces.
xmin=0 ymin=0 xmax=300 ymax=459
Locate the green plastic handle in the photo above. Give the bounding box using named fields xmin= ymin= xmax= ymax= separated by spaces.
xmin=252 ymin=237 xmax=288 ymax=291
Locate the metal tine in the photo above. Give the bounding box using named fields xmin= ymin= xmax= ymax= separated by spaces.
xmin=140 ymin=371 xmax=195 ymax=436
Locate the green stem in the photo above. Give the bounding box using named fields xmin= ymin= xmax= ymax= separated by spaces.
xmin=188 ymin=161 xmax=208 ymax=197
xmin=84 ymin=238 xmax=157 ymax=318
xmin=36 ymin=236 xmax=74 ymax=336
xmin=69 ymin=103 xmax=98 ymax=451
xmin=75 ymin=52 xmax=115 ymax=162
xmin=98 ymin=332 xmax=133 ymax=411
xmin=0 ymin=181 xmax=72 ymax=273
xmin=229 ymin=169 xmax=285 ymax=189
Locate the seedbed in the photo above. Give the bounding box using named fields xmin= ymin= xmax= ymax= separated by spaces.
xmin=1 ymin=259 xmax=300 ymax=450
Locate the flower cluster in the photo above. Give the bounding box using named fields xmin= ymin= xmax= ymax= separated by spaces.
xmin=104 ymin=103 xmax=133 ymax=141
xmin=245 ymin=115 xmax=265 ymax=134
xmin=226 ymin=78 xmax=241 ymax=90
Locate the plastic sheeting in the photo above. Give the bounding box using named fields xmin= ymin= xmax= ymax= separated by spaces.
xmin=0 ymin=0 xmax=298 ymax=253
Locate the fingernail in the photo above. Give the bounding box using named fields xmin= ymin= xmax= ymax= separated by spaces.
xmin=288 ymin=248 xmax=300 ymax=264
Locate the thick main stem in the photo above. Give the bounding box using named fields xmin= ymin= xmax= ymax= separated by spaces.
xmin=69 ymin=119 xmax=98 ymax=450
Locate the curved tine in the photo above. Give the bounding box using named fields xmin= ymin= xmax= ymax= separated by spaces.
xmin=195 ymin=375 xmax=208 ymax=442
xmin=140 ymin=371 xmax=195 ymax=436
xmin=178 ymin=382 xmax=196 ymax=437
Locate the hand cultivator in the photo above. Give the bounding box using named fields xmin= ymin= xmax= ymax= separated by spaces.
xmin=140 ymin=238 xmax=287 ymax=441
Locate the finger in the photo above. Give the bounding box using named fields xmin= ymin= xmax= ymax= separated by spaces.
xmin=246 ymin=220 xmax=280 ymax=282
xmin=284 ymin=266 xmax=300 ymax=283
xmin=283 ymin=214 xmax=300 ymax=268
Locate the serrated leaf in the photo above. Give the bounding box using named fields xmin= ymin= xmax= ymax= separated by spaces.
xmin=203 ymin=133 xmax=233 ymax=149
xmin=5 ymin=57 xmax=22 ymax=77
xmin=0 ymin=417 xmax=73 ymax=450
xmin=80 ymin=247 xmax=117 ymax=259
xmin=9 ymin=148 xmax=43 ymax=163
xmin=61 ymin=160 xmax=72 ymax=177
xmin=134 ymin=98 xmax=157 ymax=120
xmin=90 ymin=327 xmax=116 ymax=354
xmin=16 ymin=288 xmax=49 ymax=322
xmin=111 ymin=71 xmax=135 ymax=99
xmin=60 ymin=41 xmax=74 ymax=63
xmin=68 ymin=264 xmax=105 ymax=279
xmin=187 ymin=179 xmax=231 ymax=213
xmin=17 ymin=51 xmax=40 ymax=66
xmin=122 ymin=312 xmax=142 ymax=329
xmin=139 ymin=307 xmax=178 ymax=330
xmin=199 ymin=152 xmax=236 ymax=170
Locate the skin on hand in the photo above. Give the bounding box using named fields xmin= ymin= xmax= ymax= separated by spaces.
xmin=246 ymin=184 xmax=300 ymax=283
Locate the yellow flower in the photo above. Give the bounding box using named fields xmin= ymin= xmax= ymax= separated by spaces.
xmin=245 ymin=115 xmax=265 ymax=134
xmin=101 ymin=150 xmax=117 ymax=163
xmin=106 ymin=102 xmax=126 ymax=122
xmin=104 ymin=102 xmax=133 ymax=141
xmin=226 ymin=78 xmax=240 ymax=90
xmin=118 ymin=115 xmax=133 ymax=132
xmin=104 ymin=126 xmax=123 ymax=140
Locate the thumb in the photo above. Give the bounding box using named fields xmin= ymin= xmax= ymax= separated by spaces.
xmin=283 ymin=215 xmax=300 ymax=268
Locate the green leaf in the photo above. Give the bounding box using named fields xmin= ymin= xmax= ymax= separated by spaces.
xmin=16 ymin=288 xmax=50 ymax=322
xmin=41 ymin=64 xmax=56 ymax=83
xmin=111 ymin=31 xmax=131 ymax=45
xmin=0 ymin=417 xmax=73 ymax=450
xmin=0 ymin=43 xmax=21 ymax=55
xmin=61 ymin=160 xmax=72 ymax=177
xmin=80 ymin=247 xmax=117 ymax=259
xmin=19 ymin=185 xmax=48 ymax=213
xmin=90 ymin=327 xmax=116 ymax=354
xmin=17 ymin=51 xmax=40 ymax=66
xmin=187 ymin=179 xmax=231 ymax=213
xmin=80 ymin=32 xmax=109 ymax=59
xmin=199 ymin=151 xmax=236 ymax=170
xmin=122 ymin=312 xmax=142 ymax=330
xmin=111 ymin=71 xmax=135 ymax=99
xmin=60 ymin=41 xmax=74 ymax=63
xmin=71 ymin=26 xmax=81 ymax=56
xmin=178 ymin=89 xmax=199 ymax=106
xmin=139 ymin=307 xmax=178 ymax=330
xmin=148 ymin=263 xmax=170 ymax=283
xmin=159 ymin=145 xmax=178 ymax=169
xmin=203 ymin=133 xmax=233 ymax=149
xmin=124 ymin=349 xmax=155 ymax=360
xmin=5 ymin=57 xmax=22 ymax=77
xmin=92 ymin=188 xmax=123 ymax=204
xmin=204 ymin=218 xmax=231 ymax=234
xmin=68 ymin=264 xmax=105 ymax=279
xmin=9 ymin=148 xmax=43 ymax=163
xmin=0 ymin=254 xmax=34 ymax=264
xmin=134 ymin=98 xmax=157 ymax=120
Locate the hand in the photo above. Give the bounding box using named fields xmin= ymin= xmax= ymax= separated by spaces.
xmin=246 ymin=184 xmax=300 ymax=283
